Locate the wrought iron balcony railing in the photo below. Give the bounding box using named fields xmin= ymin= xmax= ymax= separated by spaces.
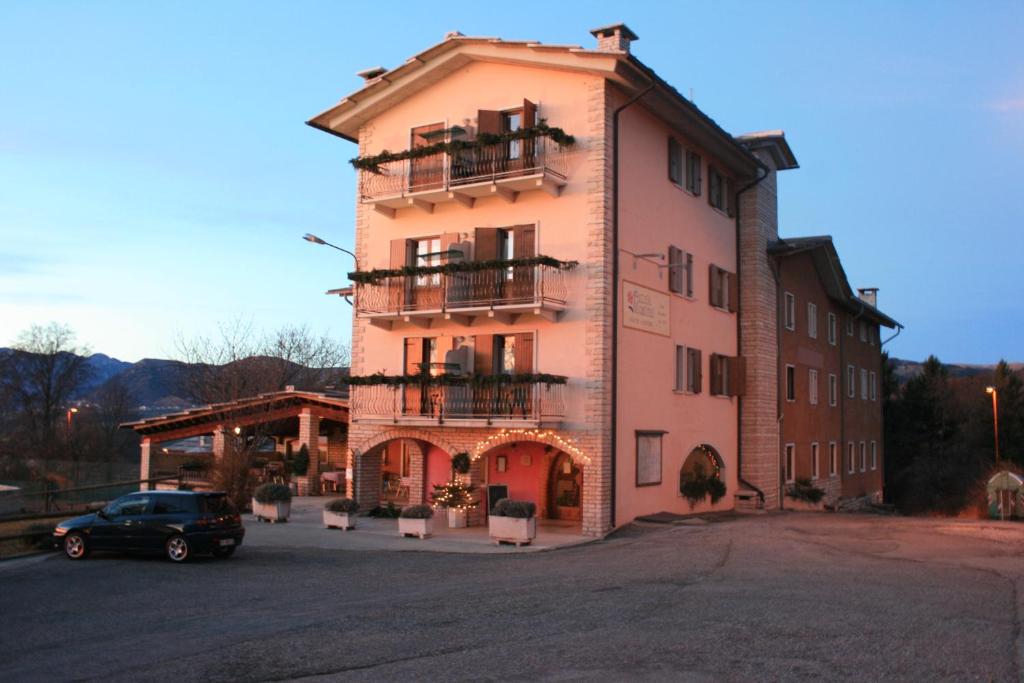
xmin=359 ymin=137 xmax=570 ymax=205
xmin=355 ymin=263 xmax=569 ymax=319
xmin=351 ymin=381 xmax=565 ymax=424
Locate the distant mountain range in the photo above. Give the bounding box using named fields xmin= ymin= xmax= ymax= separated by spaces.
xmin=889 ymin=358 xmax=1022 ymax=383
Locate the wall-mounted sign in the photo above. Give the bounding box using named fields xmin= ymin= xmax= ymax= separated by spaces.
xmin=622 ymin=281 xmax=670 ymax=337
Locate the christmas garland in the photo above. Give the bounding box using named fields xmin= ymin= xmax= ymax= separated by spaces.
xmin=345 ymin=372 xmax=568 ymax=387
xmin=348 ymin=255 xmax=578 ymax=285
xmin=350 ymin=120 xmax=577 ymax=174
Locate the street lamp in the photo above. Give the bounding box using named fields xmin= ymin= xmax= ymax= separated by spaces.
xmin=303 ymin=233 xmax=358 ymax=269
xmin=65 ymin=407 xmax=78 ymax=438
xmin=986 ymin=386 xmax=1000 ymax=465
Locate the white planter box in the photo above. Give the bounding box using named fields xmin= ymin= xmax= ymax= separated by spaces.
xmin=252 ymin=499 xmax=291 ymax=523
xmin=323 ymin=510 xmax=356 ymax=530
xmin=447 ymin=508 xmax=467 ymax=528
xmin=399 ymin=516 xmax=434 ymax=539
xmin=488 ymin=516 xmax=537 ymax=546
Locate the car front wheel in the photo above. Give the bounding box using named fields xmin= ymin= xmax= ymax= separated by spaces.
xmin=64 ymin=532 xmax=89 ymax=560
xmin=165 ymin=535 xmax=191 ymax=562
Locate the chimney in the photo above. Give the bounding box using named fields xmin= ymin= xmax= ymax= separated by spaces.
xmin=285 ymin=385 xmax=296 ymax=393
xmin=858 ymin=288 xmax=878 ymax=308
xmin=589 ymin=23 xmax=638 ymax=53
xmin=356 ymin=66 xmax=386 ymax=82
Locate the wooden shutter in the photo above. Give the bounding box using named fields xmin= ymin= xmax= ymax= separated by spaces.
xmin=474 ymin=335 xmax=494 ymax=376
xmin=440 ymin=233 xmax=462 ymax=261
xmin=522 ymin=99 xmax=537 ymax=128
xmin=404 ymin=338 xmax=424 ymax=375
xmin=477 ymin=110 xmax=502 ymax=136
xmin=685 ymin=253 xmax=694 ymax=297
xmin=708 ymin=265 xmax=718 ymax=307
xmin=727 ymin=271 xmax=739 ymax=312
xmin=695 ymin=349 xmax=703 ymax=393
xmin=513 ymin=225 xmax=536 ymax=258
xmin=514 ymin=332 xmax=534 ymax=374
xmin=474 ymin=228 xmax=500 ymax=261
xmin=668 ymin=246 xmax=682 ymax=293
xmin=725 ymin=177 xmax=735 ymax=217
xmin=390 ymin=238 xmax=413 ymax=267
xmin=727 ymin=356 xmax=746 ymax=396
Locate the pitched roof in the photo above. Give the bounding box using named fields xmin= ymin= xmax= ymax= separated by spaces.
xmin=306 ymin=31 xmax=766 ymax=178
xmin=769 ymin=235 xmax=900 ymax=328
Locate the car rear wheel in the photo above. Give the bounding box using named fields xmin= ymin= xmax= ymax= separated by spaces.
xmin=212 ymin=546 xmax=236 ymax=559
xmin=165 ymin=535 xmax=191 ymax=562
xmin=64 ymin=532 xmax=89 ymax=560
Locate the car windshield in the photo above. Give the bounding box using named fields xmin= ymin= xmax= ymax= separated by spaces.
xmin=202 ymin=495 xmax=236 ymax=515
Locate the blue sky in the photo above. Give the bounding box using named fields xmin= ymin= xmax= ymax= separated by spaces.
xmin=1 ymin=1 xmax=1021 ymax=363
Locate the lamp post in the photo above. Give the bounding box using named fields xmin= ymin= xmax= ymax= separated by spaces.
xmin=65 ymin=407 xmax=78 ymax=440
xmin=986 ymin=386 xmax=1000 ymax=465
xmin=303 ymin=233 xmax=358 ymax=269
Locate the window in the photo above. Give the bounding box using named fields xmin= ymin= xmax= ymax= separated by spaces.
xmin=708 ymin=166 xmax=731 ymax=213
xmin=809 ymin=368 xmax=819 ymax=405
xmin=869 ymin=371 xmax=878 ymax=401
xmin=784 ymin=292 xmax=796 ymax=331
xmin=415 ymin=237 xmax=442 ymax=286
xmin=504 ymin=110 xmax=522 ymax=159
xmin=495 ymin=335 xmax=517 ymax=374
xmin=709 ymin=265 xmax=729 ymax=309
xmin=106 ymin=495 xmax=151 ymax=517
xmin=636 ymin=432 xmax=664 ymax=486
xmin=785 ymin=444 xmax=796 ymax=483
xmin=859 ymin=320 xmax=868 ymax=342
xmin=827 ymin=312 xmax=837 ymax=345
xmin=847 ymin=442 xmax=855 ymax=474
xmin=860 ymin=441 xmax=867 ymax=472
xmin=710 ymin=354 xmax=729 ymax=396
xmin=829 ymin=373 xmax=838 ymax=407
xmin=869 ymin=324 xmax=876 ymax=346
xmin=807 ymin=303 xmax=818 ymax=339
xmin=685 ymin=150 xmax=702 ymax=195
xmin=785 ymin=365 xmax=796 ymax=402
xmin=871 ymin=441 xmax=878 ymax=470
xmin=674 ymin=345 xmax=686 ymax=392
xmin=668 ymin=137 xmax=683 ymax=185
xmin=686 ymin=348 xmax=703 ymax=393
xmin=153 ymin=495 xmax=193 ymax=515
xmin=829 ymin=442 xmax=838 ymax=477
xmin=847 ymin=365 xmax=855 ymax=399
xmin=846 ymin=318 xmax=854 ymax=336
xmin=668 ymin=246 xmax=692 ymax=296
xmin=318 ymin=449 xmax=329 ymax=465
xmin=860 ymin=368 xmax=869 ymax=400
xmin=811 ymin=442 xmax=820 ymax=480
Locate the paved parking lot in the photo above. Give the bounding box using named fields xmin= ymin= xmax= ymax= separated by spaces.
xmin=1 ymin=512 xmax=1021 ymax=681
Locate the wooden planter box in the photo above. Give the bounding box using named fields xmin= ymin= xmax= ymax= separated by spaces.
xmin=447 ymin=508 xmax=468 ymax=528
xmin=398 ymin=517 xmax=433 ymax=539
xmin=488 ymin=516 xmax=537 ymax=546
xmin=253 ymin=499 xmax=291 ymax=523
xmin=323 ymin=510 xmax=356 ymax=530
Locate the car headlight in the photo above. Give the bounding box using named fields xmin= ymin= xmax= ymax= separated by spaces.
xmin=53 ymin=527 xmax=68 ymax=537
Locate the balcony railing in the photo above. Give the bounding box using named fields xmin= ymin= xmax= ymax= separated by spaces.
xmin=351 ymin=382 xmax=566 ymax=425
xmin=359 ymin=137 xmax=570 ymax=211
xmin=355 ymin=263 xmax=569 ymax=321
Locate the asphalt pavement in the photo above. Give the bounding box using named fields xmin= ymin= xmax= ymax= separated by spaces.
xmin=1 ymin=513 xmax=1021 ymax=681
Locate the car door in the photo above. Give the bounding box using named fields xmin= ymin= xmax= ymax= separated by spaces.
xmin=105 ymin=494 xmax=153 ymax=550
xmin=140 ymin=495 xmax=194 ymax=551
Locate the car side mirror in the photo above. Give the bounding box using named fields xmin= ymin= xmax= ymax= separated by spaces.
xmin=96 ymin=509 xmax=108 ymax=519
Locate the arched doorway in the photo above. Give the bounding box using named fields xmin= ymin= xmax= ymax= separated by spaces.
xmin=548 ymin=452 xmax=582 ymax=521
xmin=679 ymin=444 xmax=726 ymax=507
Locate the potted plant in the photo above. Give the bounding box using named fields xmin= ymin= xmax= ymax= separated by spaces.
xmin=252 ymin=482 xmax=292 ymax=522
xmin=398 ymin=504 xmax=434 ymax=539
xmin=323 ymin=498 xmax=359 ymax=530
xmin=430 ymin=480 xmax=478 ymax=528
xmin=488 ymin=498 xmax=537 ymax=546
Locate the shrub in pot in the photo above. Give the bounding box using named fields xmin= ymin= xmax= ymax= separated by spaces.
xmin=451 ymin=452 xmax=471 ymax=475
xmin=430 ymin=480 xmax=478 ymax=528
xmin=488 ymin=498 xmax=537 ymax=546
xmin=323 ymin=498 xmax=359 ymax=530
xmin=398 ymin=504 xmax=434 ymax=539
xmin=252 ymin=482 xmax=292 ymax=522
xmin=786 ymin=478 xmax=826 ymax=505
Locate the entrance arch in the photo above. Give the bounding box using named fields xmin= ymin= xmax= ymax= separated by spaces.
xmin=349 ymin=430 xmax=457 ymax=511
xmin=548 ymin=452 xmax=582 ymax=521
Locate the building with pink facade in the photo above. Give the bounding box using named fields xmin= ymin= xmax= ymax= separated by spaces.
xmin=308 ymin=24 xmax=898 ymax=536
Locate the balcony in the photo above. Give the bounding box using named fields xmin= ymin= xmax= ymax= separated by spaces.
xmin=351 ymin=381 xmax=566 ymax=427
xmin=359 ymin=137 xmax=570 ymax=217
xmin=354 ymin=262 xmax=571 ymax=329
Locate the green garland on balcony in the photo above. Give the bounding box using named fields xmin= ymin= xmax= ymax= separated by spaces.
xmin=347 ymin=255 xmax=578 ymax=285
xmin=350 ymin=120 xmax=577 ymax=174
xmin=344 ymin=372 xmax=569 ymax=387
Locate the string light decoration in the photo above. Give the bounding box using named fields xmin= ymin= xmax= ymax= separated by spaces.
xmin=430 ymin=480 xmax=478 ymax=511
xmin=471 ymin=429 xmax=590 ymax=466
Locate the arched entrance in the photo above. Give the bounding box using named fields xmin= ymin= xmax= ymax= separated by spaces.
xmin=548 ymin=452 xmax=582 ymax=521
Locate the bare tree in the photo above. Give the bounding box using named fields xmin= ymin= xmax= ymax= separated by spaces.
xmin=174 ymin=319 xmax=349 ymax=405
xmin=0 ymin=323 xmax=92 ymax=472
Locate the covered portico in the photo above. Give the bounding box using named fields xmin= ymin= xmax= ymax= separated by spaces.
xmin=122 ymin=390 xmax=349 ymax=495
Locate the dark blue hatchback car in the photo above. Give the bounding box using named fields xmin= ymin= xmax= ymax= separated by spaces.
xmin=53 ymin=491 xmax=245 ymax=562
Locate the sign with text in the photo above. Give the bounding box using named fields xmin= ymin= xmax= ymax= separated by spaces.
xmin=622 ymin=281 xmax=670 ymax=337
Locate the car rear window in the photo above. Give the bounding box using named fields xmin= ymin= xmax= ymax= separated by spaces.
xmin=202 ymin=495 xmax=237 ymax=515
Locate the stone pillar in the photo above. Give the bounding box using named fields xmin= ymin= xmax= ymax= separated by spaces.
xmin=139 ymin=438 xmax=154 ymax=491
xmin=407 ymin=440 xmax=425 ymax=506
xmin=353 ymin=447 xmax=382 ymax=512
xmin=211 ymin=427 xmax=227 ymax=462
xmin=738 ymin=146 xmax=782 ymax=509
xmin=466 ymin=455 xmax=487 ymax=527
xmin=326 ymin=428 xmax=348 ymax=495
xmin=297 ymin=410 xmax=321 ymax=495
